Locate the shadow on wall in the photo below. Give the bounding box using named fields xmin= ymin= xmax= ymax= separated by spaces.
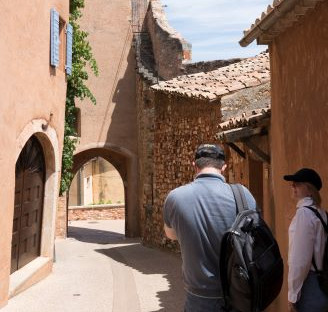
xmin=104 ymin=46 xmax=138 ymax=152
xmin=68 ymin=225 xmax=185 ymax=311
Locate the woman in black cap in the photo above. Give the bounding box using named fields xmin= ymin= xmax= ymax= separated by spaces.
xmin=284 ymin=168 xmax=328 ymax=311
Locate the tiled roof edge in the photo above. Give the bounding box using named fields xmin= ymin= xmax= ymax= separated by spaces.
xmin=150 ymin=52 xmax=269 ymax=100
xmin=239 ymin=0 xmax=323 ymax=47
xmin=218 ymin=107 xmax=271 ymax=131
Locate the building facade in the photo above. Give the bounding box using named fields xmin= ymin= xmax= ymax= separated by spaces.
xmin=240 ymin=1 xmax=328 ymax=310
xmin=56 ymin=0 xmax=193 ymax=239
xmin=140 ymin=53 xmax=270 ymax=248
xmin=0 ymin=1 xmax=70 ymax=307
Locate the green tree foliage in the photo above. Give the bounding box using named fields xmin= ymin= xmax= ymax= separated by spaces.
xmin=60 ymin=0 xmax=98 ymax=195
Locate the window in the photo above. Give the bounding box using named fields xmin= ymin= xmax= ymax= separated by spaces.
xmin=50 ymin=8 xmax=73 ymax=75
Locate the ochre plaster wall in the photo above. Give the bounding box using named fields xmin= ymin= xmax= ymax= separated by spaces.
xmin=270 ymin=2 xmax=328 ymax=310
xmin=76 ymin=0 xmax=137 ymax=154
xmin=92 ymin=158 xmax=125 ymax=204
xmin=0 ymin=0 xmax=68 ymax=307
xmin=69 ymin=0 xmax=139 ymax=236
xmin=69 ymin=158 xmax=124 ymax=206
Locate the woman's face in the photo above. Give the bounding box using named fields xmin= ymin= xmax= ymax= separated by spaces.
xmin=290 ymin=181 xmax=310 ymax=200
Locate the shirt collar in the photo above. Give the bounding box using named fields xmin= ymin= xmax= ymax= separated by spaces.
xmin=296 ymin=196 xmax=315 ymax=208
xmin=195 ymin=173 xmax=226 ymax=182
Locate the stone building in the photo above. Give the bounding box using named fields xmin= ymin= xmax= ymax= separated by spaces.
xmin=240 ymin=1 xmax=328 ymax=310
xmin=55 ymin=0 xmax=246 ymax=240
xmin=139 ymin=53 xmax=270 ymax=248
xmin=0 ymin=1 xmax=70 ymax=308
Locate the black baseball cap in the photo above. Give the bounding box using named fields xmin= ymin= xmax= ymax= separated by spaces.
xmin=283 ymin=168 xmax=322 ymax=191
xmin=195 ymin=144 xmax=225 ymax=161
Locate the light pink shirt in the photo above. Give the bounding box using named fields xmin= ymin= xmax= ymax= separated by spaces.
xmin=288 ymin=197 xmax=327 ymax=303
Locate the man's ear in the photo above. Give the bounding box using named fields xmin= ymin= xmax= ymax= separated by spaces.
xmin=221 ymin=164 xmax=227 ymax=173
xmin=193 ymin=161 xmax=200 ymax=173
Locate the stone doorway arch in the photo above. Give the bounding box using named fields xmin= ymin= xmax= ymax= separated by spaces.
xmin=71 ymin=144 xmax=139 ymax=237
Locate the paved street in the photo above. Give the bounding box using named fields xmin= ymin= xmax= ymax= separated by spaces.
xmin=2 ymin=220 xmax=185 ymax=312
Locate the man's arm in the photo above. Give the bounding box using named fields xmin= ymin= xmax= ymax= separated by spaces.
xmin=242 ymin=185 xmax=257 ymax=210
xmin=164 ymin=223 xmax=178 ymax=240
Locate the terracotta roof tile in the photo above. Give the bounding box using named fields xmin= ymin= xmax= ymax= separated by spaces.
xmin=218 ymin=107 xmax=271 ymax=131
xmin=151 ymin=52 xmax=269 ymax=100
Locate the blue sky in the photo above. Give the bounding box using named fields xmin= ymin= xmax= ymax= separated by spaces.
xmin=162 ymin=0 xmax=271 ymax=62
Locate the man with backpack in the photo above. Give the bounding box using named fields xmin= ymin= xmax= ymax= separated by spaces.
xmin=163 ymin=144 xmax=256 ymax=312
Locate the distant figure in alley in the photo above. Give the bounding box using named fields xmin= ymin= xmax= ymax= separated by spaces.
xmin=163 ymin=144 xmax=256 ymax=312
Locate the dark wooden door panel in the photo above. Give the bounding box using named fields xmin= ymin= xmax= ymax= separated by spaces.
xmin=11 ymin=136 xmax=45 ymax=274
xmin=11 ymin=171 xmax=24 ymax=273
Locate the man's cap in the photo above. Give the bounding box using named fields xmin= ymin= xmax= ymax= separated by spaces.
xmin=195 ymin=144 xmax=225 ymax=161
xmin=283 ymin=168 xmax=322 ymax=191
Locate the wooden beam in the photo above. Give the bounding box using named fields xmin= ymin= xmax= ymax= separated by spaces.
xmin=226 ymin=142 xmax=246 ymax=159
xmin=242 ymin=138 xmax=271 ymax=164
xmin=218 ymin=127 xmax=262 ymax=143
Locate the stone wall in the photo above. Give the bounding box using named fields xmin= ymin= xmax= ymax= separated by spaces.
xmin=141 ymin=91 xmax=221 ymax=248
xmin=144 ymin=0 xmax=191 ymax=80
xmin=136 ymin=75 xmax=155 ymax=238
xmin=68 ymin=204 xmax=125 ymax=221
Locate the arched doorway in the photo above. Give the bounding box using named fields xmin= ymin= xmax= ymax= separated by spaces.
xmin=69 ymin=157 xmax=124 ymax=207
xmin=69 ymin=146 xmax=139 ymax=237
xmin=11 ymin=136 xmax=45 ymax=273
xmin=68 ymin=157 xmax=125 ymax=223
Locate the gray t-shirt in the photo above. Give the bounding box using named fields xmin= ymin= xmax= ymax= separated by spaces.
xmin=163 ymin=173 xmax=256 ymax=297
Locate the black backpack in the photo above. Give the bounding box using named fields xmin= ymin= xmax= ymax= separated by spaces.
xmin=305 ymin=206 xmax=328 ymax=295
xmin=220 ymin=184 xmax=284 ymax=312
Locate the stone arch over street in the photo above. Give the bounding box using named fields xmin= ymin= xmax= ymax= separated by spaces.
xmin=72 ymin=144 xmax=139 ymax=237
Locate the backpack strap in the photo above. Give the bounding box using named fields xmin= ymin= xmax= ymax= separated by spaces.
xmin=230 ymin=184 xmax=248 ymax=214
xmin=304 ymin=206 xmax=328 ymax=272
xmin=305 ymin=206 xmax=328 ymax=233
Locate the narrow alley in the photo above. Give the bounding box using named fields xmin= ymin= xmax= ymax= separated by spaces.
xmin=2 ymin=220 xmax=185 ymax=312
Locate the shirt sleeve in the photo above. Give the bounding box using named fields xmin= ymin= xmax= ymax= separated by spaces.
xmin=241 ymin=185 xmax=257 ymax=211
xmin=288 ymin=208 xmax=315 ymax=303
xmin=163 ymin=191 xmax=176 ymax=228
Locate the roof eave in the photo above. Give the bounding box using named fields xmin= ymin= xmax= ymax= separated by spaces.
xmin=239 ymin=0 xmax=304 ymax=47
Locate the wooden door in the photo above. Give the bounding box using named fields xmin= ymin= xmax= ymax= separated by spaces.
xmin=248 ymin=157 xmax=264 ymax=212
xmin=11 ymin=136 xmax=45 ymax=274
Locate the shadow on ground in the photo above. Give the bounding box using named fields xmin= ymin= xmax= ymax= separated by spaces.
xmin=68 ymin=224 xmax=184 ymax=311
xmin=68 ymin=225 xmax=136 ymax=245
xmin=96 ymin=244 xmax=184 ymax=312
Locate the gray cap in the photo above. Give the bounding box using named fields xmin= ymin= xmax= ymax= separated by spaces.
xmin=195 ymin=144 xmax=225 ymax=161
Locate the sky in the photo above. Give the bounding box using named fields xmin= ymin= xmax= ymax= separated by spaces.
xmin=161 ymin=0 xmax=271 ymax=62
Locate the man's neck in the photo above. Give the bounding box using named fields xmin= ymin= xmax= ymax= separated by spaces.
xmin=196 ymin=167 xmax=222 ymax=176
